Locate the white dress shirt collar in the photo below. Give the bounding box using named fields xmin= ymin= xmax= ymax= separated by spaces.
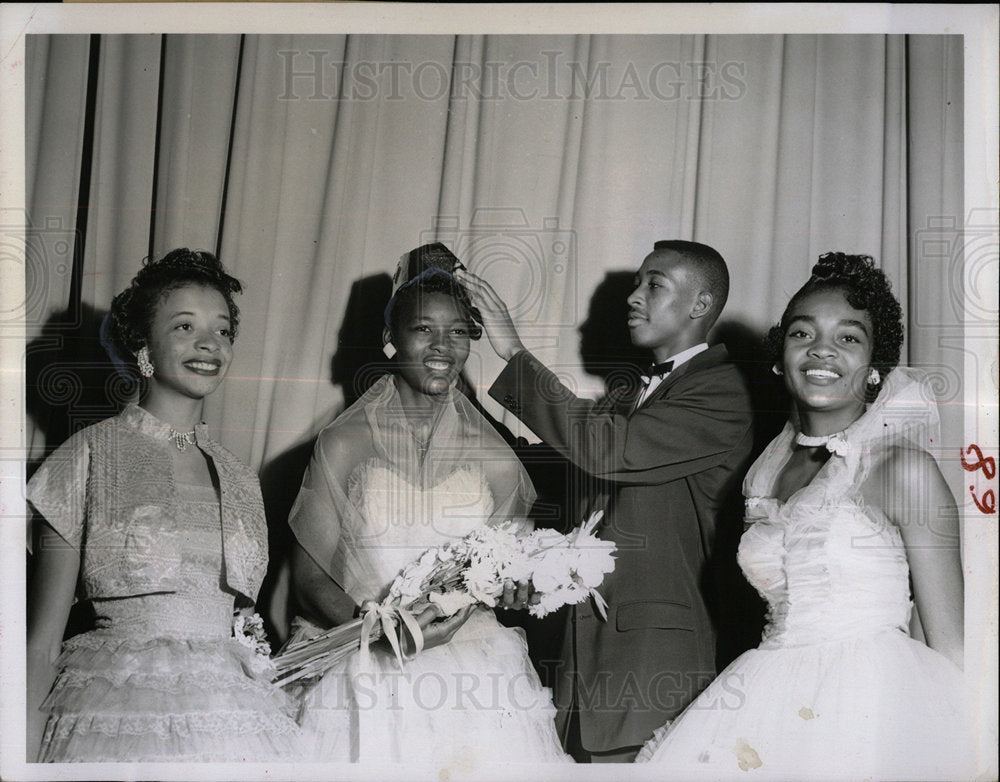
xmin=634 ymin=342 xmax=710 ymax=409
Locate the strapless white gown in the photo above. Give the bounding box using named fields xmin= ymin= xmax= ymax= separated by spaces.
xmin=294 ymin=460 xmax=570 ymax=765
xmin=636 ymin=415 xmax=971 ymax=780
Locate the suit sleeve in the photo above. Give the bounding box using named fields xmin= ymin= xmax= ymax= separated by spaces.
xmin=488 ymin=349 xmax=752 ymax=486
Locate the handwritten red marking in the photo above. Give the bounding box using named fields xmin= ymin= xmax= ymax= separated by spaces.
xmin=963 ymin=444 xmax=997 ymax=515
xmin=969 ymin=488 xmax=996 ymax=515
xmin=961 ymin=444 xmax=996 ymax=479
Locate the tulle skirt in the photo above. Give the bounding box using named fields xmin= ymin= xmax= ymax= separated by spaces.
xmin=294 ymin=608 xmax=570 ymax=765
xmin=636 ymin=628 xmax=973 ymax=780
xmin=39 ymin=630 xmax=303 ymax=762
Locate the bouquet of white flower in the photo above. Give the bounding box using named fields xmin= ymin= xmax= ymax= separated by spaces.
xmin=233 ymin=608 xmax=274 ymax=674
xmin=271 ymin=512 xmax=616 ymax=687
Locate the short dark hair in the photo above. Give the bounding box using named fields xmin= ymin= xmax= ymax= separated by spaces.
xmin=387 ymin=271 xmax=483 ymax=341
xmin=652 ymin=240 xmax=730 ymax=324
xmin=766 ymin=252 xmax=903 ymax=396
xmin=107 ymin=249 xmax=243 ymax=359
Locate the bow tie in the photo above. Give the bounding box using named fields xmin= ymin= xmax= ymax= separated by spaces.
xmin=640 ymin=360 xmax=674 ymax=382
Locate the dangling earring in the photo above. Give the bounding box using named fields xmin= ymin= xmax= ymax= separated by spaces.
xmin=771 ymin=364 xmax=783 ymax=377
xmin=137 ymin=346 xmax=155 ymax=378
xmin=868 ymin=367 xmax=881 ymax=386
xmin=382 ymin=327 xmax=396 ymax=359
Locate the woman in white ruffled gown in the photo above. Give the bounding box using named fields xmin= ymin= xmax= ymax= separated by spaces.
xmin=637 ymin=253 xmax=971 ymax=780
xmin=287 ymin=246 xmax=569 ymax=764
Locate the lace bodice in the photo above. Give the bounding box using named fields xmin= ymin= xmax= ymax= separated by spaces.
xmin=91 ymin=483 xmax=237 ymax=640
xmin=26 ymin=405 xmax=268 ymax=602
xmin=345 ymin=460 xmax=495 ymax=601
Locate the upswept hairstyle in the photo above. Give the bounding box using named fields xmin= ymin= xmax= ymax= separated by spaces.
xmin=766 ymin=252 xmax=904 ymax=392
xmin=107 ymin=249 xmax=243 ymax=360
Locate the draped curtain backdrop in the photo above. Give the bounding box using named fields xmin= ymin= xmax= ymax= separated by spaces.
xmin=24 ymin=33 xmax=965 ymax=630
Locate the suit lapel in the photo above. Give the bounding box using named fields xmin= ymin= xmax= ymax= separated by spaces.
xmin=630 ymin=344 xmax=727 ymax=415
xmin=594 ymin=375 xmax=642 ymax=417
xmin=586 ymin=346 xmax=726 ymax=525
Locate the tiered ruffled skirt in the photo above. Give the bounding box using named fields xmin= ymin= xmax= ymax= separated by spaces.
xmin=39 ymin=630 xmax=302 ymax=762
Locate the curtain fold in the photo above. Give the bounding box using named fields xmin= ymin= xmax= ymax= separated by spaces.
xmin=25 ymin=31 xmax=966 ymax=476
xmin=81 ymin=35 xmax=161 ymax=309
xmin=905 ymin=35 xmax=965 ymax=461
xmin=19 ymin=29 xmax=982 ymax=739
xmin=151 ymin=34 xmax=242 ymax=258
xmin=24 ymin=35 xmax=90 ymax=340
xmin=24 ymin=34 xmax=92 ymax=460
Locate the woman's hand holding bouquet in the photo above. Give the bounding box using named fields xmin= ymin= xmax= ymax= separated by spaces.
xmin=272 ymin=512 xmax=615 ymax=686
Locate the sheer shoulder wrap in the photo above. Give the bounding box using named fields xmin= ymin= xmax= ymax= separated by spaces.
xmin=744 ymin=366 xmax=945 ymax=505
xmin=288 ymin=375 xmax=536 ymax=601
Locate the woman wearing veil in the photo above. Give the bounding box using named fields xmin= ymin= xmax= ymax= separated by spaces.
xmin=636 ymin=254 xmax=971 ymax=779
xmin=287 ymin=244 xmax=569 ymax=764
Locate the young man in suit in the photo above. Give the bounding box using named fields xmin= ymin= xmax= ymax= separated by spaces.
xmin=456 ymin=240 xmax=754 ymax=762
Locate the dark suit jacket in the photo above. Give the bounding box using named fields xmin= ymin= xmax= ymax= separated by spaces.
xmin=489 ymin=344 xmax=754 ymax=752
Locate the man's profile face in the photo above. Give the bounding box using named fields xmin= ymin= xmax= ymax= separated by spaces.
xmin=626 ymin=251 xmax=698 ymax=356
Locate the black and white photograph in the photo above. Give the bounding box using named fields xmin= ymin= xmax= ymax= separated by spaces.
xmin=1 ymin=3 xmax=997 ymax=781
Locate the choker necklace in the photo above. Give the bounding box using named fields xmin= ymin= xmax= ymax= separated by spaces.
xmin=794 ymin=431 xmax=842 ymax=448
xmin=169 ymin=429 xmax=197 ymax=452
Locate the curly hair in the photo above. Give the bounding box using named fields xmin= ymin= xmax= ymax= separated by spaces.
xmin=107 ymin=249 xmax=243 ymax=361
xmin=765 ymin=253 xmax=904 ymax=395
xmin=387 ymin=270 xmax=483 ymax=341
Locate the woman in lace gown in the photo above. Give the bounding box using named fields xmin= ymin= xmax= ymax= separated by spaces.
xmin=26 ymin=250 xmax=302 ymax=762
xmin=288 ymin=245 xmax=569 ymax=764
xmin=637 ymin=253 xmax=970 ymax=779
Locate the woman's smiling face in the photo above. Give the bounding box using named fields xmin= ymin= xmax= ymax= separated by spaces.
xmin=145 ymin=283 xmax=234 ymax=401
xmin=392 ymin=291 xmax=472 ymax=397
xmin=781 ymin=287 xmax=873 ymax=418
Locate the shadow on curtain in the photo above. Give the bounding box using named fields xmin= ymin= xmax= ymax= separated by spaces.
xmin=24 ymin=33 xmax=964 ymax=649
